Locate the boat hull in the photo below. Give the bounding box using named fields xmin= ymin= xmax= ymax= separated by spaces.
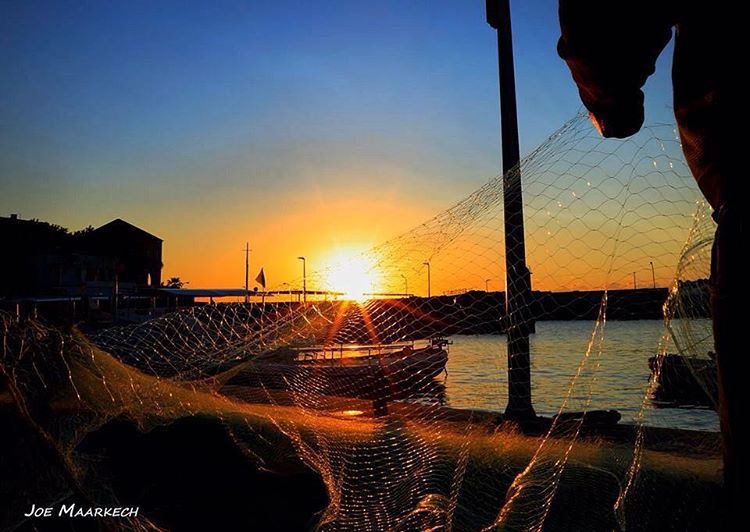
xmin=229 ymin=346 xmax=448 ymax=400
xmin=649 ymin=354 xmax=717 ymax=409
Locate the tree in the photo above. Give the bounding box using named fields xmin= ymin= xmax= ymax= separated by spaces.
xmin=161 ymin=277 xmax=187 ymax=289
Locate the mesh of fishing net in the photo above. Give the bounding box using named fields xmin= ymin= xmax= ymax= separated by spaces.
xmin=1 ymin=113 xmax=723 ymax=531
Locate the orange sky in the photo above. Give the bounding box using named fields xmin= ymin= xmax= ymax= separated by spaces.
xmin=158 ymin=182 xmax=454 ymax=291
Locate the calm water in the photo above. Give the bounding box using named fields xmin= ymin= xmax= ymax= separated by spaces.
xmin=445 ymin=320 xmax=718 ymax=432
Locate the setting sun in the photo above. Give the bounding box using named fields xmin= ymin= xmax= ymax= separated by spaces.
xmin=321 ymin=249 xmax=380 ymax=301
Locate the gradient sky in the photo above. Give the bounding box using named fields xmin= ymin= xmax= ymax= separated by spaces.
xmin=1 ymin=0 xmax=678 ymax=290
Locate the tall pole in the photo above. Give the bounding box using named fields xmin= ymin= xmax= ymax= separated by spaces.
xmin=650 ymin=261 xmax=656 ymax=289
xmin=298 ymin=256 xmax=306 ymax=303
xmin=401 ymin=273 xmax=408 ymax=297
xmin=487 ymin=0 xmax=535 ymax=419
xmin=244 ymin=242 xmax=250 ymax=304
xmin=423 ymin=261 xmax=431 ymax=298
xmin=113 ymin=272 xmax=119 ymax=324
xmin=486 ymin=278 xmax=491 ymax=292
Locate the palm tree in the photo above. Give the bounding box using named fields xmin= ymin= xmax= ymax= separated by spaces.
xmin=161 ymin=277 xmax=187 ymax=289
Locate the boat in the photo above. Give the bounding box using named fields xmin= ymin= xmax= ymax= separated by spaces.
xmin=648 ymin=353 xmax=717 ymax=408
xmin=227 ymin=338 xmax=450 ymax=400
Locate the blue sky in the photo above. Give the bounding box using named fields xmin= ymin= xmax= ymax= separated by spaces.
xmin=0 ymin=0 xmax=676 ymax=286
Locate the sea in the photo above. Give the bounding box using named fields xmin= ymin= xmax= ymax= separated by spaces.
xmin=445 ymin=319 xmax=719 ymax=432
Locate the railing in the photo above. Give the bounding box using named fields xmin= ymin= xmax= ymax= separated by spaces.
xmin=293 ymin=338 xmax=450 ymax=363
xmin=294 ymin=342 xmax=416 ymax=362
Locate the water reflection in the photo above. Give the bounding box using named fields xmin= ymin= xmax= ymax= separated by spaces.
xmin=443 ymin=320 xmax=718 ymax=432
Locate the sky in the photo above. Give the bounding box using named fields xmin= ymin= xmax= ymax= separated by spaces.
xmin=0 ymin=0 xmax=679 ymax=292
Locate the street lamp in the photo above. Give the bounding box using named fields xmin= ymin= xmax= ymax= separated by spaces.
xmin=485 ymin=278 xmax=491 ymax=292
xmin=423 ymin=261 xmax=431 ymax=298
xmin=650 ymin=261 xmax=656 ymax=289
xmin=244 ymin=242 xmax=250 ymax=305
xmin=298 ymin=256 xmax=306 ymax=303
xmin=400 ymin=273 xmax=408 ymax=297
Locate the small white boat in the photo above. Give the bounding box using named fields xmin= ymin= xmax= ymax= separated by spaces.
xmin=231 ymin=338 xmax=450 ymax=399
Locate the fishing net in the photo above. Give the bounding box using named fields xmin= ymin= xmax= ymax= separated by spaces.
xmin=1 ymin=113 xmax=723 ymax=531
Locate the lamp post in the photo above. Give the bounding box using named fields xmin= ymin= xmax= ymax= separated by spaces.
xmin=244 ymin=242 xmax=250 ymax=305
xmin=650 ymin=261 xmax=656 ymax=289
xmin=423 ymin=261 xmax=431 ymax=298
xmin=486 ymin=278 xmax=491 ymax=292
xmin=487 ymin=0 xmax=535 ymax=420
xmin=401 ymin=273 xmax=408 ymax=297
xmin=298 ymin=256 xmax=306 ymax=303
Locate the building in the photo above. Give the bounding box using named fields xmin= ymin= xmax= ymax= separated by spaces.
xmin=81 ymin=218 xmax=163 ymax=291
xmin=0 ymin=215 xmax=162 ymax=298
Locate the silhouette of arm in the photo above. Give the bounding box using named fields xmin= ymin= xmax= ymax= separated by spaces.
xmin=558 ymin=0 xmax=674 ymax=138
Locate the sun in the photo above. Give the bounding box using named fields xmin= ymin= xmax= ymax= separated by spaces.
xmin=322 ymin=249 xmax=379 ymax=302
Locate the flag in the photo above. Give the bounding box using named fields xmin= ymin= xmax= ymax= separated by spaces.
xmin=255 ymin=268 xmax=266 ymax=289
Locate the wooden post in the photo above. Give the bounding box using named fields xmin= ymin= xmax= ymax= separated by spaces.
xmin=487 ymin=0 xmax=536 ymax=419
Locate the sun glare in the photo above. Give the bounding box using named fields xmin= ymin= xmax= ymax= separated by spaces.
xmin=322 ymin=249 xmax=379 ymax=302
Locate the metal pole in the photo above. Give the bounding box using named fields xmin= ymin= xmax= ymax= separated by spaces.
xmin=401 ymin=274 xmax=408 ymax=297
xmin=486 ymin=278 xmax=491 ymax=292
xmin=650 ymin=261 xmax=656 ymax=288
xmin=244 ymin=242 xmax=250 ymax=304
xmin=487 ymin=0 xmax=535 ymax=419
xmin=298 ymin=256 xmax=306 ymax=303
xmin=113 ymin=272 xmax=119 ymax=324
xmin=423 ymin=261 xmax=431 ymax=298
